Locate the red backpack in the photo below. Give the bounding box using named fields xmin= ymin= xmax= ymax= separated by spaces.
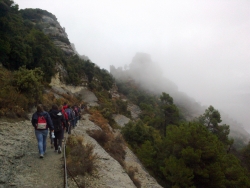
xmin=37 ymin=116 xmax=47 ymax=129
xmin=61 ymin=108 xmax=68 ymax=120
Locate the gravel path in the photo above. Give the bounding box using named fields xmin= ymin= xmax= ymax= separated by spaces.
xmin=0 ymin=119 xmax=64 ymax=188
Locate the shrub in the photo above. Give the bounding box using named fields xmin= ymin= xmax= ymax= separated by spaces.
xmin=88 ymin=110 xmax=127 ymax=167
xmin=0 ymin=67 xmax=31 ymax=118
xmin=121 ymin=120 xmax=153 ymax=146
xmin=66 ymin=135 xmax=98 ymax=176
xmin=89 ymin=109 xmax=110 ymax=132
xmin=127 ymin=166 xmax=141 ymax=188
xmin=87 ymin=129 xmax=110 ymax=147
xmin=88 ymin=129 xmax=126 ymax=167
xmin=106 ymin=134 xmax=126 ymax=167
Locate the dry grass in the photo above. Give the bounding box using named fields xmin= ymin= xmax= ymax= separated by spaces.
xmin=106 ymin=134 xmax=126 ymax=167
xmin=42 ymin=92 xmax=82 ymax=110
xmin=127 ymin=166 xmax=141 ymax=188
xmin=87 ymin=129 xmax=110 ymax=147
xmin=88 ymin=109 xmax=110 ymax=132
xmin=66 ymin=135 xmax=98 ymax=176
xmin=88 ymin=129 xmax=126 ymax=167
xmin=88 ymin=110 xmax=127 ymax=167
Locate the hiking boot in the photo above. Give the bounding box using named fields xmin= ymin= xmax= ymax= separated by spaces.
xmin=40 ymin=154 xmax=44 ymax=158
xmin=58 ymin=146 xmax=61 ymax=154
xmin=55 ymin=150 xmax=58 ymax=153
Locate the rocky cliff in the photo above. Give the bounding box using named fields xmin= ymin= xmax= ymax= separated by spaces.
xmin=40 ymin=15 xmax=75 ymax=55
xmin=21 ymin=9 xmax=75 ymax=56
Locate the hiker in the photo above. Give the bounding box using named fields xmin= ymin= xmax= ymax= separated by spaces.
xmin=73 ymin=104 xmax=79 ymax=127
xmin=49 ymin=104 xmax=66 ymax=154
xmin=59 ymin=104 xmax=69 ymax=139
xmin=31 ymin=104 xmax=54 ymax=158
xmin=65 ymin=105 xmax=73 ymax=134
xmin=71 ymin=105 xmax=76 ymax=128
xmin=63 ymin=102 xmax=68 ymax=110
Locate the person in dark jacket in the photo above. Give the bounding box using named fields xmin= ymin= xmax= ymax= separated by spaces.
xmin=49 ymin=104 xmax=66 ymax=154
xmin=65 ymin=105 xmax=73 ymax=134
xmin=31 ymin=104 xmax=54 ymax=158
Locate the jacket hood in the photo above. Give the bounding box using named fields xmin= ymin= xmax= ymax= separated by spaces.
xmin=49 ymin=109 xmax=62 ymax=118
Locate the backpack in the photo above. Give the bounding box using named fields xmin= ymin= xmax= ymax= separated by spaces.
xmin=51 ymin=112 xmax=63 ymax=132
xmin=65 ymin=108 xmax=72 ymax=120
xmin=37 ymin=115 xmax=47 ymax=129
xmin=61 ymin=108 xmax=68 ymax=120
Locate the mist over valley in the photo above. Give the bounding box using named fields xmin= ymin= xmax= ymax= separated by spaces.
xmin=110 ymin=52 xmax=250 ymax=139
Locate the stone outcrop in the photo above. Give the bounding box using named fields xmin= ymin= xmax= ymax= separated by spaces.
xmin=50 ymin=73 xmax=98 ymax=107
xmin=125 ymin=148 xmax=163 ymax=188
xmin=110 ymin=83 xmax=120 ymax=99
xmin=127 ymin=103 xmax=141 ymax=120
xmin=112 ymin=114 xmax=130 ymax=127
xmin=39 ymin=15 xmax=75 ymax=55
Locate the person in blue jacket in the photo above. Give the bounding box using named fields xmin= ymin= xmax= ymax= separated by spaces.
xmin=31 ymin=104 xmax=54 ymax=158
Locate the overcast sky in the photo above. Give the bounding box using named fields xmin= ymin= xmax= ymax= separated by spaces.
xmin=17 ymin=0 xmax=250 ymax=133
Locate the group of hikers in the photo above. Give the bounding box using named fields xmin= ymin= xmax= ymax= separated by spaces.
xmin=31 ymin=103 xmax=84 ymax=158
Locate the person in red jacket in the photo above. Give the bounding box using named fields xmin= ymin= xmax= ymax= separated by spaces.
xmin=60 ymin=105 xmax=69 ymax=133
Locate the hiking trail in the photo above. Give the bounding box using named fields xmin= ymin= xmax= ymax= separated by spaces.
xmin=0 ymin=114 xmax=162 ymax=188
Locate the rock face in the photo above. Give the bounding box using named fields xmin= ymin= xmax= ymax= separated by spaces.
xmin=50 ymin=73 xmax=98 ymax=107
xmin=127 ymin=103 xmax=141 ymax=120
xmin=38 ymin=14 xmax=75 ymax=55
xmin=125 ymin=148 xmax=163 ymax=188
xmin=76 ymin=88 xmax=99 ymax=107
xmin=41 ymin=15 xmax=67 ymax=37
xmin=110 ymin=83 xmax=120 ymax=99
xmin=113 ymin=114 xmax=130 ymax=127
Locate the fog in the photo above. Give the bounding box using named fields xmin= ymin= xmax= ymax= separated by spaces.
xmin=17 ymin=0 xmax=250 ymax=133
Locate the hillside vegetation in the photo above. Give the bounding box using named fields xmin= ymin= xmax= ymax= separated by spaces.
xmin=0 ymin=0 xmax=114 ymax=116
xmin=117 ymin=83 xmax=250 ymax=187
xmin=1 ymin=0 xmax=250 ymax=187
xmin=110 ymin=57 xmax=250 ymax=187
